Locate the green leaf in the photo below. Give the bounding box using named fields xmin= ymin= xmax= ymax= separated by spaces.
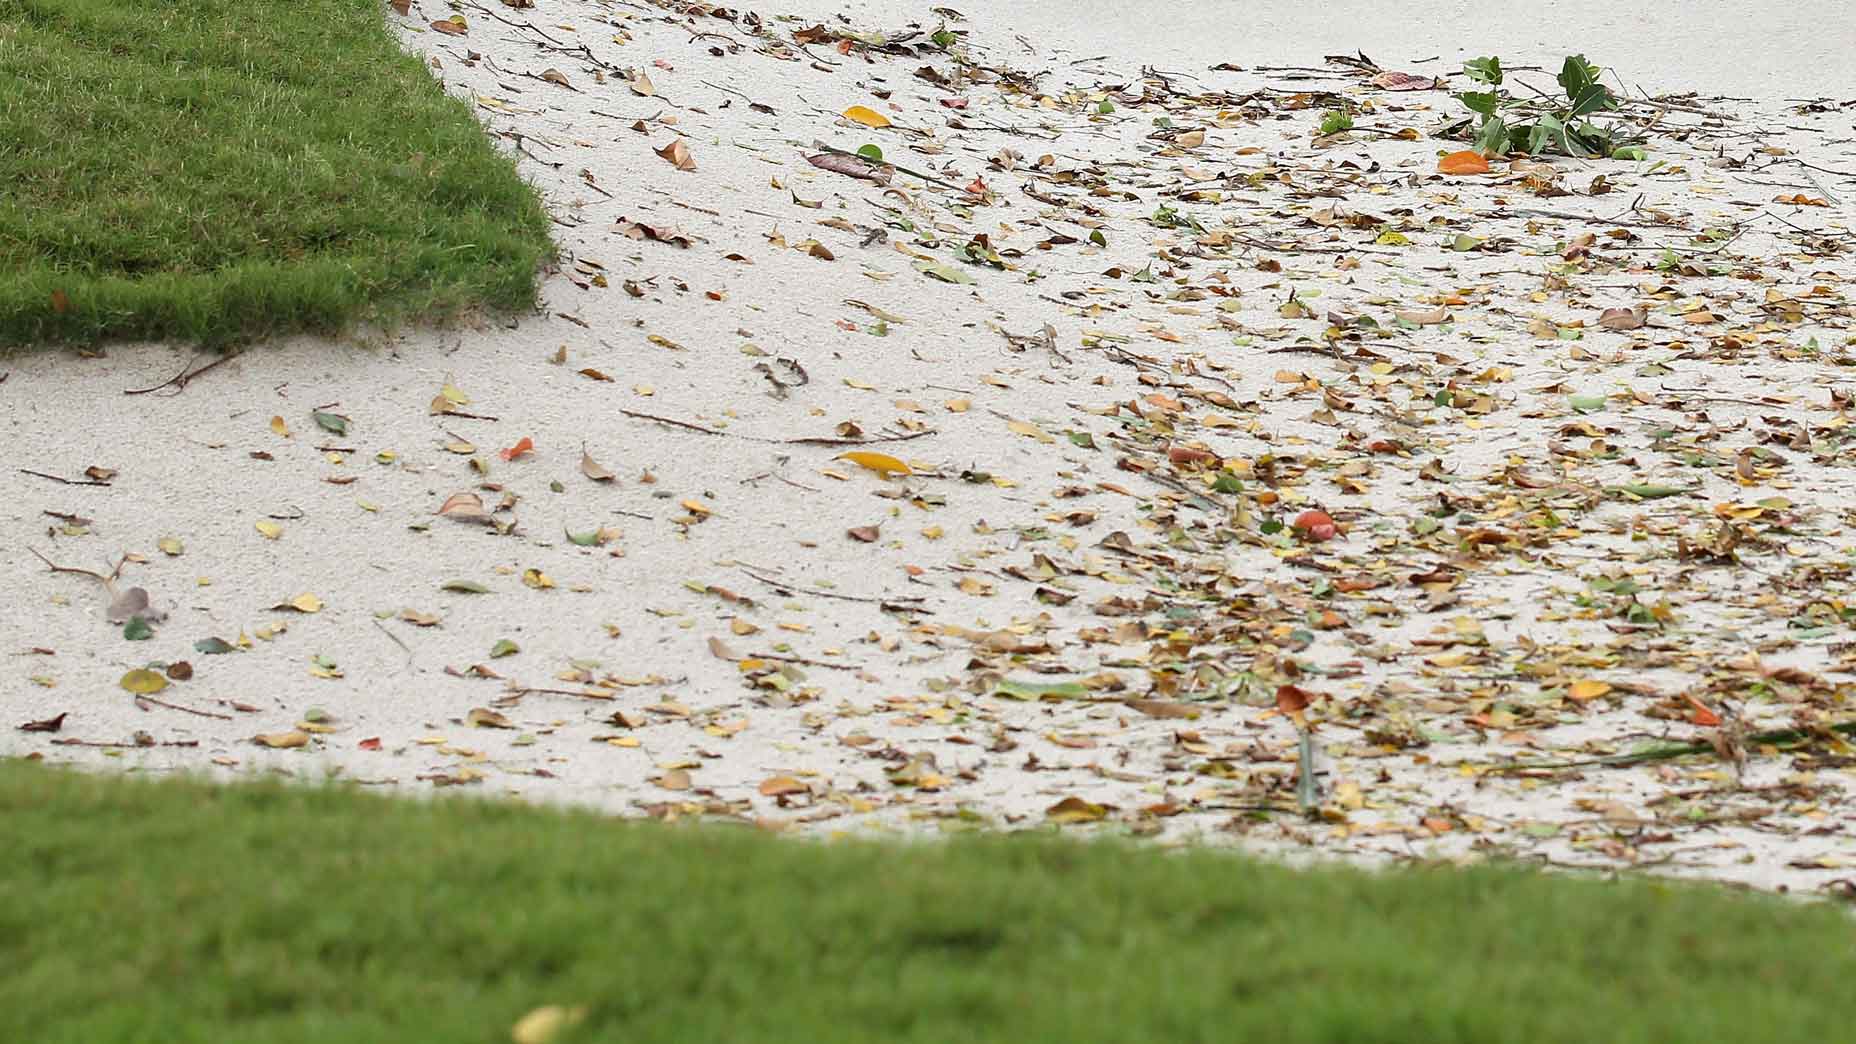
xmin=1569 ymin=394 xmax=1607 ymax=413
xmin=1567 ymin=82 xmax=1614 ymax=119
xmin=1557 ymin=55 xmax=1601 ymax=100
xmin=1096 ymin=98 xmax=1115 ymax=115
xmin=490 ymin=638 xmax=520 ymax=658
xmin=440 ymin=579 xmax=490 ymax=594
xmin=194 ymin=636 xmax=237 ymax=654
xmin=856 ymin=143 xmax=884 ymax=161
xmin=566 ymin=528 xmax=601 ymax=547
xmin=1611 ymin=145 xmax=1647 ymax=161
xmin=1457 ymin=91 xmax=1499 ymax=117
xmin=1463 ymin=56 xmax=1503 ymax=85
xmin=123 ymin=616 xmax=153 ymax=641
xmin=311 ymin=410 xmax=349 ymax=436
xmin=914 ymin=260 xmax=974 ymax=284
xmin=1473 ymin=115 xmax=1509 ymax=155
xmin=1317 ymin=109 xmax=1353 ymax=135
xmin=930 ymin=27 xmax=956 ymax=48
xmin=993 ymin=679 xmax=1090 ymax=701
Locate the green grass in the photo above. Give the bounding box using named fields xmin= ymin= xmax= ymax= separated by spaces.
xmin=3 ymin=762 xmax=1853 ymax=1043
xmin=0 ymin=0 xmax=551 ymax=348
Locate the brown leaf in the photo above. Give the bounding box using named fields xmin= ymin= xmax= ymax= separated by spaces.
xmin=758 ymin=776 xmax=809 ymax=797
xmin=655 ymin=139 xmax=696 ymax=171
xmin=18 ymin=712 xmax=67 ymax=733
xmin=388 ymin=0 xmax=410 ymax=14
xmin=437 ymin=491 xmax=488 ymax=521
xmin=1128 ymin=699 xmax=1199 ymax=720
xmin=580 ymin=450 xmax=615 ymax=483
xmin=1370 ymin=70 xmax=1440 ymax=91
xmin=806 ymin=152 xmax=893 ymax=185
xmin=254 ymin=730 xmax=311 ymax=749
xmin=1597 ymin=305 xmax=1646 ymax=330
xmin=847 ymin=524 xmax=881 ymax=543
xmin=467 ymin=707 xmax=514 ymax=729
xmin=429 ymin=15 xmax=467 ymax=35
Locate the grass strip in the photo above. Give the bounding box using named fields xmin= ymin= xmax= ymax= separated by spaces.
xmin=2 ymin=761 xmax=1852 ymax=1043
xmin=0 ymin=0 xmax=551 ymax=348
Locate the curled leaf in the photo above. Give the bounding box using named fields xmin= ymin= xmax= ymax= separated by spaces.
xmin=119 ymin=668 xmax=168 ymax=695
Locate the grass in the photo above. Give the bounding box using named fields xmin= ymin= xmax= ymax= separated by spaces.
xmin=3 ymin=761 xmax=1853 ymax=1043
xmin=0 ymin=0 xmax=552 ymax=349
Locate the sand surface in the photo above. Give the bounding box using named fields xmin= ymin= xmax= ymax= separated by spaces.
xmin=6 ymin=0 xmax=1856 ymax=894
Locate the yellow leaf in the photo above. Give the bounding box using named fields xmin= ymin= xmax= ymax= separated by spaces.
xmin=836 ymin=451 xmax=912 ymax=477
xmin=119 ymin=668 xmax=168 ymax=695
xmin=254 ymin=730 xmax=311 ymax=749
xmin=288 ymin=593 xmax=323 ymax=613
xmin=157 ymin=536 xmax=184 ymax=556
xmin=522 ymin=568 xmax=555 ymax=590
xmin=1007 ymin=418 xmax=1055 ymax=443
xmin=269 ymin=415 xmax=290 ymax=437
xmin=1567 ymin=679 xmax=1613 ymax=701
xmin=255 ymin=520 xmax=283 ymax=540
xmin=1046 ymin=796 xmax=1108 ymax=824
xmin=842 ymin=104 xmax=892 ymax=128
xmin=511 ymin=1005 xmax=587 ymax=1044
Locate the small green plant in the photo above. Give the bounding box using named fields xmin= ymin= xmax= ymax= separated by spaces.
xmin=1317 ymin=108 xmax=1354 ymax=136
xmin=1453 ymin=55 xmax=1643 ymax=158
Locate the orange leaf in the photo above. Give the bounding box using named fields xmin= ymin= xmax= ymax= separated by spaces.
xmin=1684 ymin=693 xmax=1722 ymax=727
xmin=497 ymin=437 xmax=535 ymax=461
xmin=1437 ymin=150 xmax=1491 ymax=175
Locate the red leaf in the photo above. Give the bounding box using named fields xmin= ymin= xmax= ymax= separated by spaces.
xmin=358 ymin=736 xmax=382 ymax=750
xmin=497 ymin=437 xmax=535 ymax=461
xmin=1292 ymin=509 xmax=1338 ymax=542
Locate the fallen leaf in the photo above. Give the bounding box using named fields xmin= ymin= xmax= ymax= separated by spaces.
xmin=119 ymin=669 xmax=168 ymax=695
xmin=847 ymin=524 xmax=881 ymax=542
xmin=655 ymin=138 xmax=697 ymax=171
xmin=1292 ymin=509 xmax=1339 ymax=542
xmin=467 ymin=707 xmax=514 ymax=728
xmin=580 ymin=451 xmax=616 ymax=483
xmin=511 ymin=1005 xmax=587 ymax=1044
xmin=1046 ymin=796 xmax=1109 ymax=824
xmin=429 ymin=15 xmax=467 ymax=35
xmin=437 ymin=491 xmax=489 ymax=520
xmin=1438 ymin=150 xmax=1491 ymax=175
xmin=842 ymin=104 xmax=893 ymax=128
xmin=836 ymin=451 xmax=911 ymax=477
xmin=254 ymin=520 xmax=284 ymax=540
xmin=253 ymin=730 xmax=310 ymax=749
xmin=498 ymin=437 xmax=535 ymax=462
xmin=1568 ymin=679 xmax=1613 ymax=702
xmin=759 ymin=776 xmax=809 ymax=797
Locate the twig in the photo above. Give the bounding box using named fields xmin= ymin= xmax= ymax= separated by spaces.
xmin=809 ymin=142 xmax=967 ymax=191
xmin=508 ymin=686 xmax=616 ymax=701
xmin=739 ymin=566 xmax=926 ymax=607
xmin=52 ymin=737 xmax=199 ymax=748
xmin=134 ymin=695 xmax=233 ymax=721
xmin=19 ymin=469 xmax=111 ymax=487
xmin=123 ymin=352 xmax=239 ymax=396
xmin=1481 ymin=720 xmax=1856 ymax=775
xmin=617 ymin=408 xmax=933 ymax=446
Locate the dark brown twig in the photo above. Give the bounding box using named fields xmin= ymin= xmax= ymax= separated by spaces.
xmin=123 ymin=352 xmax=239 ymax=396
xmin=134 ymin=695 xmax=233 ymax=721
xmin=19 ymin=469 xmax=111 ymax=487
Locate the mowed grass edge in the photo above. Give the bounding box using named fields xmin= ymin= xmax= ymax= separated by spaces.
xmin=0 ymin=0 xmax=551 ymax=349
xmin=1 ymin=760 xmax=1851 ymax=1044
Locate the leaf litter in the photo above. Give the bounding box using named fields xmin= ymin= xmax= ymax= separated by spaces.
xmin=10 ymin=4 xmax=1856 ymax=897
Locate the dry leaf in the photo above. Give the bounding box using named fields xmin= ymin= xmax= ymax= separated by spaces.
xmin=580 ymin=451 xmax=615 ymax=483
xmin=254 ymin=730 xmax=311 ymax=749
xmin=655 ymin=138 xmax=696 ymax=171
xmin=429 ymin=15 xmax=467 ymax=35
